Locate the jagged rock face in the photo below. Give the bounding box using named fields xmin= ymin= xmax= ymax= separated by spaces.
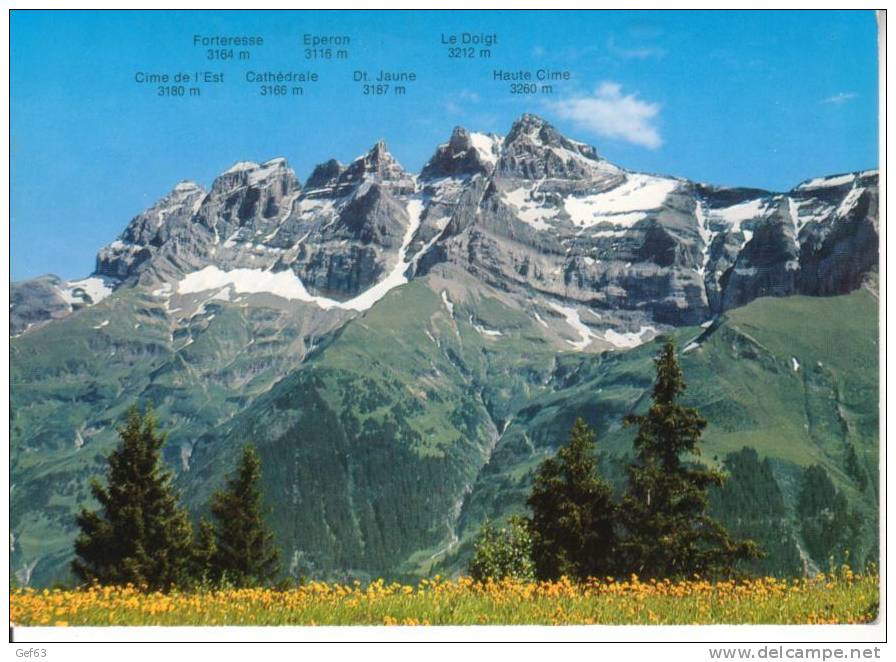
xmin=10 ymin=274 xmax=116 ymax=335
xmin=337 ymin=141 xmax=415 ymax=195
xmin=295 ymin=184 xmax=412 ymax=297
xmin=795 ymin=174 xmax=879 ymax=297
xmin=496 ymin=113 xmax=610 ymax=182
xmin=10 ymin=276 xmax=71 ymax=335
xmin=420 ymin=127 xmax=500 ymax=179
xmin=13 ymin=113 xmax=879 ymax=342
xmin=334 ymin=183 xmax=409 ymax=247
xmin=200 ymin=158 xmax=300 ymax=238
xmin=304 ymin=159 xmax=346 ymax=194
xmin=722 ymin=224 xmax=799 ymax=309
xmin=95 ymin=181 xmax=206 ymax=280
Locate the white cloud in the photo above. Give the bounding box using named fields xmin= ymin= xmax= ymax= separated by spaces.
xmin=547 ymin=82 xmax=662 ymax=149
xmin=607 ymin=35 xmax=665 ymax=60
xmin=822 ymin=92 xmax=858 ymax=105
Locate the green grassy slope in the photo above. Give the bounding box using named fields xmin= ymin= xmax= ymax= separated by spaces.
xmin=445 ymin=289 xmax=879 ymax=575
xmin=182 ymin=278 xmax=564 ymax=580
xmin=10 ymin=280 xmax=879 ymax=585
xmin=10 ymin=288 xmax=321 ymax=586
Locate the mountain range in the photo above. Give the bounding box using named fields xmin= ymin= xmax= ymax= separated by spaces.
xmin=10 ymin=114 xmax=880 ymax=586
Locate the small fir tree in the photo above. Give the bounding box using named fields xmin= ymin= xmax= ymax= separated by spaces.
xmin=797 ymin=464 xmax=856 ymax=567
xmin=72 ymin=406 xmax=194 ymax=590
xmin=620 ymin=341 xmax=760 ymax=578
xmin=527 ymin=418 xmax=618 ymax=581
xmin=468 ymin=516 xmax=535 ymax=582
xmin=208 ymin=444 xmax=280 ymax=586
xmin=191 ymin=518 xmax=217 ymax=583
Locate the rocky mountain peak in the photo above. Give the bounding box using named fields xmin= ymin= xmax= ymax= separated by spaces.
xmin=210 ymin=157 xmax=298 ymax=195
xmin=340 ymin=141 xmax=405 ymax=182
xmin=336 ymin=140 xmax=414 ymax=194
xmin=127 ymin=180 xmax=206 ymax=234
xmin=305 ymin=159 xmax=346 ymax=191
xmin=93 ymin=179 xmax=207 ymax=280
xmin=505 ymin=113 xmax=550 ymax=141
xmin=172 ymin=180 xmax=204 ymax=195
xmin=497 ymin=114 xmax=605 ymax=181
xmin=420 ymin=126 xmax=501 ymax=180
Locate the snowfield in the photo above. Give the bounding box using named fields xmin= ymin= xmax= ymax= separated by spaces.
xmin=502 ymin=184 xmax=557 ymax=231
xmin=708 ymin=199 xmax=770 ymax=234
xmin=469 ymin=132 xmax=501 ymax=165
xmin=603 ymin=325 xmax=657 ymax=349
xmin=563 ymin=174 xmax=678 ymax=229
xmin=59 ymin=276 xmax=117 ymax=306
xmin=548 ymin=301 xmax=597 ymax=351
xmin=796 ymin=173 xmax=855 ymax=190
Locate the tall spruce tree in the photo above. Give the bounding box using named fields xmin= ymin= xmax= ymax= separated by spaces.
xmin=208 ymin=444 xmax=280 ymax=587
xmin=527 ymin=418 xmax=618 ymax=581
xmin=620 ymin=341 xmax=759 ymax=578
xmin=72 ymin=406 xmax=194 ymax=589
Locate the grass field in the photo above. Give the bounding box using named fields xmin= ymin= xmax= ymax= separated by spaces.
xmin=11 ymin=570 xmax=879 ymax=626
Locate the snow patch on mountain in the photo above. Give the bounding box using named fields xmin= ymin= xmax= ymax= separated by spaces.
xmin=248 ymin=158 xmax=290 ymax=186
xmin=470 ymin=315 xmax=503 ymax=337
xmin=790 ymin=198 xmax=833 ymax=229
xmin=503 ymin=184 xmax=557 ymax=231
xmin=787 ymin=196 xmax=802 ymax=238
xmin=563 ymin=174 xmax=678 ymax=228
xmin=338 ymin=198 xmax=424 ymax=311
xmin=469 ymin=132 xmax=501 ymax=165
xmin=152 ymin=283 xmax=173 ymax=297
xmin=178 ymin=267 xmax=314 ymax=302
xmin=174 ymin=181 xmax=202 ymax=193
xmin=694 ymin=199 xmax=714 ymax=275
xmin=548 ymin=301 xmax=596 ymax=350
xmin=796 ymin=173 xmax=855 ymax=190
xmin=710 ymin=199 xmax=769 ymax=234
xmin=224 ymin=161 xmax=259 ymax=173
xmin=441 ymin=291 xmax=455 ymax=318
xmin=603 ymin=325 xmax=657 ymax=349
xmin=836 ymin=186 xmax=865 ymax=218
xmin=59 ymin=276 xmax=116 ymax=306
xmin=211 ymin=286 xmax=232 ymax=301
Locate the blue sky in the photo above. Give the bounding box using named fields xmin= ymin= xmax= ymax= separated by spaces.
xmin=11 ymin=9 xmax=879 ymax=280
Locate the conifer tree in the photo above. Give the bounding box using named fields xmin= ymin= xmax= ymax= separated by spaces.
xmin=191 ymin=518 xmax=217 ymax=582
xmin=208 ymin=444 xmax=280 ymax=587
xmin=843 ymin=444 xmax=868 ymax=491
xmin=527 ymin=418 xmax=618 ymax=581
xmin=797 ymin=464 xmax=855 ymax=567
xmin=72 ymin=406 xmax=194 ymax=590
xmin=468 ymin=516 xmax=535 ymax=582
xmin=620 ymin=341 xmax=759 ymax=578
